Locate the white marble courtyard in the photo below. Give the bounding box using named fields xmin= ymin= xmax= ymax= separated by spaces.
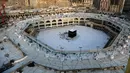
xmin=36 ymin=25 xmax=110 ymax=51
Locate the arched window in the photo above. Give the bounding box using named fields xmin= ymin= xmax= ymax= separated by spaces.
xmin=58 ymin=19 xmax=62 ymax=25
xmin=36 ymin=22 xmax=38 ymax=24
xmin=74 ymin=18 xmax=78 ymax=21
xmin=52 ymin=20 xmax=56 ymax=22
xmin=40 ymin=21 xmax=44 ymax=24
xmin=58 ymin=19 xmax=62 ymax=22
xmin=52 ymin=20 xmax=57 ymax=26
xmin=80 ymin=18 xmax=84 ymax=21
xmin=86 ymin=18 xmax=89 ymax=20
xmin=46 ymin=20 xmax=50 ymax=23
xmin=74 ymin=18 xmax=78 ymax=24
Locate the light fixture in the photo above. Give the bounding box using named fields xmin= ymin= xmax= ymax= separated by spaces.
xmin=3 ymin=36 xmax=7 ymax=39
xmin=110 ymin=55 xmax=114 ymax=60
xmin=123 ymin=44 xmax=127 ymax=48
xmin=125 ymin=40 xmax=129 ymax=43
xmin=120 ymin=51 xmax=124 ymax=54
xmin=24 ymin=39 xmax=26 ymax=42
xmin=15 ymin=32 xmax=18 ymax=35
xmin=18 ymin=35 xmax=21 ymax=38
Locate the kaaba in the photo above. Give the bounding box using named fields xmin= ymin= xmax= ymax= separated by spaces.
xmin=68 ymin=29 xmax=77 ymax=38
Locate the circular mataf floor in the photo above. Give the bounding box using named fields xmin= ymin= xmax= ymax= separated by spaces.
xmin=36 ymin=25 xmax=110 ymax=51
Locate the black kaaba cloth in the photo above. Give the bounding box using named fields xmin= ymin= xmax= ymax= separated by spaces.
xmin=68 ymin=29 xmax=77 ymax=38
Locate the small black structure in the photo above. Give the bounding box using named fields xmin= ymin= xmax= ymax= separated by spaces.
xmin=68 ymin=29 xmax=77 ymax=38
xmin=27 ymin=61 xmax=35 ymax=67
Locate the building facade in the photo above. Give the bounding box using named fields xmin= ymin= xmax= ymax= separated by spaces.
xmin=5 ymin=0 xmax=127 ymax=13
xmin=123 ymin=0 xmax=130 ymax=12
xmin=6 ymin=0 xmax=26 ymax=8
xmin=93 ymin=0 xmax=125 ymax=13
xmin=24 ymin=0 xmax=70 ymax=8
xmin=93 ymin=0 xmax=100 ymax=10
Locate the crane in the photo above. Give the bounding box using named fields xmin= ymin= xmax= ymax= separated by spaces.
xmin=0 ymin=0 xmax=7 ymax=26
